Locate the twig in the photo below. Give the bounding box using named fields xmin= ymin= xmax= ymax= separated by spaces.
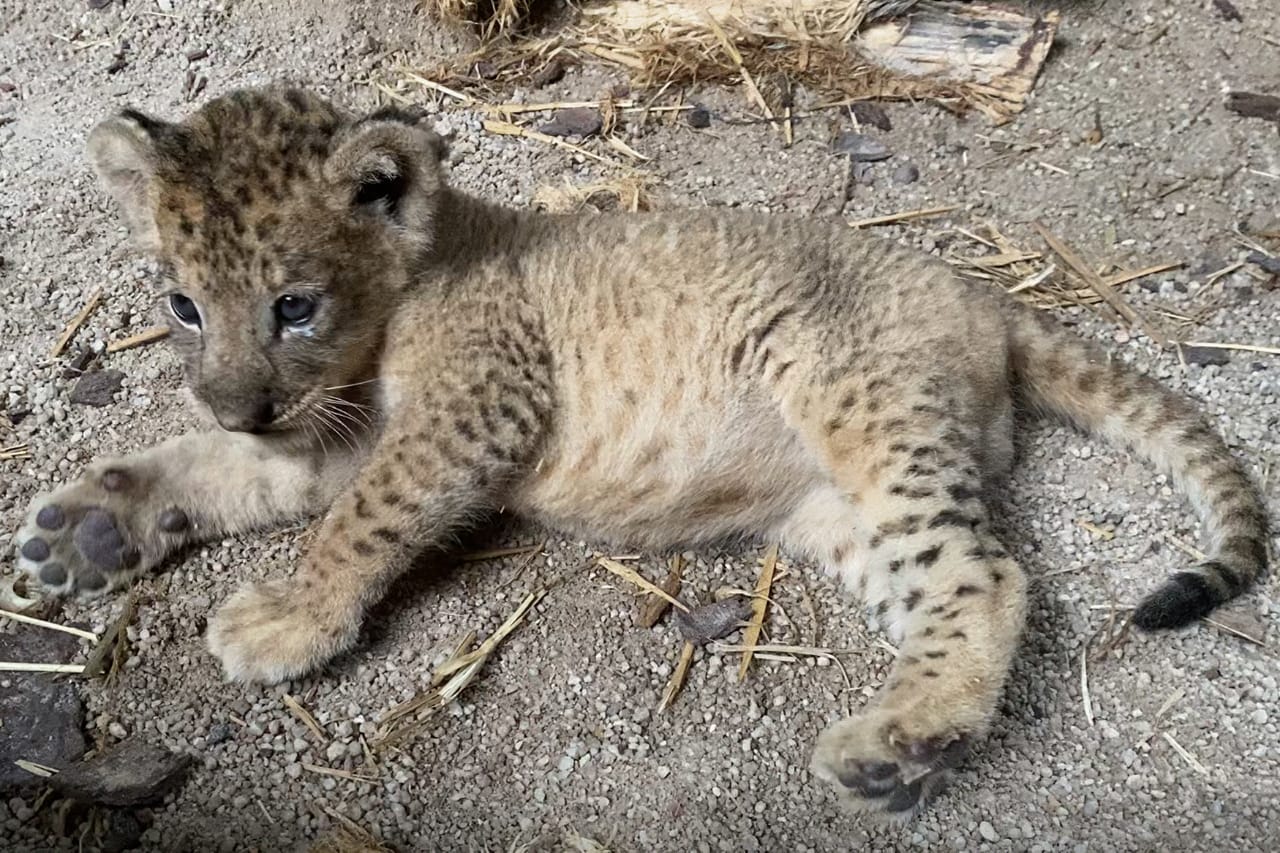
xmin=738 ymin=544 xmax=778 ymax=682
xmin=1161 ymin=731 xmax=1208 ymax=776
xmin=0 ymin=662 xmax=85 ymax=673
xmin=50 ymin=287 xmax=104 ymax=358
xmin=14 ymin=759 xmax=59 ymax=778
xmin=106 ymin=326 xmax=170 ymax=353
xmin=283 ymin=694 xmax=329 ymax=744
xmin=1178 ymin=341 xmax=1280 ymax=356
xmin=1079 ymin=644 xmax=1095 ymax=726
xmin=638 ymin=555 xmax=684 ymax=628
xmin=848 ymin=205 xmax=960 ymax=228
xmin=597 ymin=558 xmax=689 ymax=613
xmin=1034 ymin=223 xmax=1170 ymax=346
xmin=0 ymin=609 xmax=99 ymax=642
xmin=482 ymin=119 xmax=625 ymax=168
xmin=301 ymin=763 xmax=378 ymax=783
xmin=461 ymin=543 xmax=542 ymax=562
xmin=0 ymin=444 xmax=31 ymax=461
xmin=657 ymin=641 xmax=695 ymax=712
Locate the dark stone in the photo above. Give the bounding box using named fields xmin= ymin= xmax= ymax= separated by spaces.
xmin=61 ymin=347 xmax=99 ymax=380
xmin=831 ymin=131 xmax=892 ymax=162
xmin=892 ymin=162 xmax=920 ymax=184
xmin=1212 ymin=0 xmax=1242 ymax=21
xmin=100 ymin=809 xmax=147 ymax=853
xmin=1182 ymin=345 xmax=1230 ymax=367
xmin=1245 ymin=251 xmax=1280 ymax=275
xmin=50 ymin=740 xmax=193 ymax=807
xmin=87 ymin=0 xmax=113 ymax=8
xmin=0 ymin=628 xmax=86 ymax=790
xmin=686 ymin=105 xmax=712 ymax=129
xmin=673 ymin=596 xmax=754 ymax=645
xmin=849 ymin=101 xmax=892 ymax=131
xmin=531 ymin=59 xmax=566 ymax=89
xmin=538 ymin=107 xmax=602 ymax=138
xmin=205 ymin=722 xmax=235 ymax=746
xmin=69 ymin=370 xmax=125 ymax=407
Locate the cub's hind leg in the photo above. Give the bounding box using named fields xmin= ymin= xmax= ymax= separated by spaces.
xmin=786 ymin=373 xmax=1026 ymax=815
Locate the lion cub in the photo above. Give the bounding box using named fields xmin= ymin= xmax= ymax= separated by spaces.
xmin=12 ymin=87 xmax=1267 ymax=815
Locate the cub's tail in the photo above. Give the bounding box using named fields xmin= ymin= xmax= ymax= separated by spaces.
xmin=1006 ymin=306 xmax=1269 ymax=629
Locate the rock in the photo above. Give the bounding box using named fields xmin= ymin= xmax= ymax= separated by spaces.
xmin=674 ymin=596 xmax=754 ymax=645
xmin=849 ymin=101 xmax=892 ymax=131
xmin=892 ymin=162 xmax=920 ymax=184
xmin=51 ymin=740 xmax=192 ymax=806
xmin=69 ymin=369 xmax=124 ymax=407
xmin=0 ymin=628 xmax=86 ymax=791
xmin=686 ymin=105 xmax=711 ymax=129
xmin=1181 ymin=345 xmax=1230 ymax=367
xmin=61 ymin=346 xmax=99 ymax=379
xmin=831 ymin=132 xmax=892 ymax=162
xmin=538 ymin=108 xmax=602 ymax=138
xmin=979 ymin=820 xmax=998 ymax=842
xmin=531 ymin=59 xmax=566 ymax=89
xmin=100 ymin=809 xmax=147 ymax=853
xmin=1245 ymin=251 xmax=1280 ymax=275
xmin=205 ymin=722 xmax=234 ymax=746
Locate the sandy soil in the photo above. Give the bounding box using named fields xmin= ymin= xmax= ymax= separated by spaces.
xmin=1 ymin=1 xmax=1278 ymax=851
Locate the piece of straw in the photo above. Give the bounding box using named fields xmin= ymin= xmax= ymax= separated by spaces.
xmin=597 ymin=558 xmax=689 ymax=612
xmin=0 ymin=662 xmax=85 ymax=674
xmin=658 ymin=641 xmax=695 ymax=713
xmin=1161 ymin=731 xmax=1208 ymax=776
xmin=0 ymin=609 xmax=99 ymax=642
xmin=50 ymin=287 xmax=103 ymax=358
xmin=738 ymin=544 xmax=778 ymax=682
xmin=848 ymin=205 xmax=960 ymax=228
xmin=283 ymin=694 xmax=329 ymax=744
xmin=106 ymin=326 xmax=170 ymax=353
xmin=1034 ymin=223 xmax=1170 ymax=346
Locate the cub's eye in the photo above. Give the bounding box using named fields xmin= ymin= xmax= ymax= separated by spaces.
xmin=276 ymin=294 xmax=316 ymax=326
xmin=168 ymin=293 xmax=201 ymax=328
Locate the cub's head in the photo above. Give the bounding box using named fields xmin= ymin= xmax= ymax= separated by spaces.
xmin=88 ymin=86 xmax=448 ymax=433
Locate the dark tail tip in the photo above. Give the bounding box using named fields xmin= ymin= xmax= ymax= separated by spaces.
xmin=1132 ymin=570 xmax=1221 ymax=631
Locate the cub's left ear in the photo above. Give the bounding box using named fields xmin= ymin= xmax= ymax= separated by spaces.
xmin=324 ymin=110 xmax=448 ymax=235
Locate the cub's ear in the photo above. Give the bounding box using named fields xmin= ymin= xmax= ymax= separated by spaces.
xmin=86 ymin=109 xmax=173 ymax=253
xmin=324 ymin=110 xmax=447 ymax=238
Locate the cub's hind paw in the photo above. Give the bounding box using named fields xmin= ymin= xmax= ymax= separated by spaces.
xmin=811 ymin=709 xmax=970 ymax=818
xmin=13 ymin=466 xmax=190 ymax=599
xmin=206 ymin=580 xmax=357 ymax=684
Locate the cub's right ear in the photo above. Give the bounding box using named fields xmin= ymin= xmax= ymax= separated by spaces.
xmin=86 ymin=109 xmax=170 ymax=253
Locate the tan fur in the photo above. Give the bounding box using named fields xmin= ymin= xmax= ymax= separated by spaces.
xmin=12 ymin=87 xmax=1268 ymax=816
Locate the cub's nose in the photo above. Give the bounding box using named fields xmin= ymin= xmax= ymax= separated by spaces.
xmin=216 ymin=399 xmax=276 ymax=434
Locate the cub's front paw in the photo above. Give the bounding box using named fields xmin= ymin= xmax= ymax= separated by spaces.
xmin=810 ymin=708 xmax=971 ymax=818
xmin=206 ymin=580 xmax=357 ymax=684
xmin=13 ymin=465 xmax=192 ymax=598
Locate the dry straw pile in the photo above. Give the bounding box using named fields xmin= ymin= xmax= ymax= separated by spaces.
xmin=421 ymin=0 xmax=1060 ymax=122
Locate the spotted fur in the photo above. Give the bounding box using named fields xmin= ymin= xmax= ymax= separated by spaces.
xmin=12 ymin=87 xmax=1268 ymax=816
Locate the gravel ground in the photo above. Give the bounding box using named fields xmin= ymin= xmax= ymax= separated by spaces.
xmin=2 ymin=1 xmax=1279 ymax=851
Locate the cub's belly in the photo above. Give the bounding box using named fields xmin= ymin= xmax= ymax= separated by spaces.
xmin=508 ymin=401 xmax=822 ymax=548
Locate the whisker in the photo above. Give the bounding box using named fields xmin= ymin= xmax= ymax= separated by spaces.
xmin=314 ymin=404 xmax=358 ymax=457
xmin=323 ymin=378 xmax=382 ymax=392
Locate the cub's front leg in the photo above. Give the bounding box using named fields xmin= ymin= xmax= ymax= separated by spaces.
xmin=206 ymin=307 xmax=554 ymax=683
xmin=14 ymin=430 xmax=358 ymax=597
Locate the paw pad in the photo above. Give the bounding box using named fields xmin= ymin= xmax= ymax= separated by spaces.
xmin=36 ymin=505 xmax=66 ymax=530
